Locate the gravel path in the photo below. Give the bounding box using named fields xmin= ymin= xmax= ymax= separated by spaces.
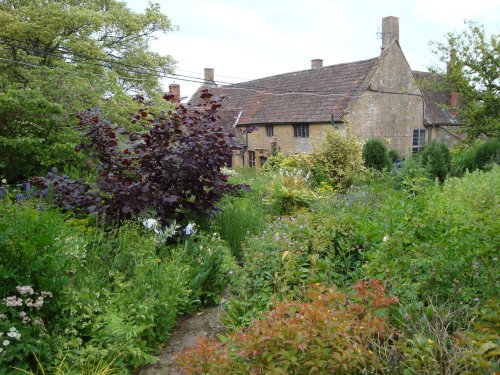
xmin=140 ymin=305 xmax=224 ymax=375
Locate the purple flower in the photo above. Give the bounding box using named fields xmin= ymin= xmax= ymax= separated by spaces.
xmin=38 ymin=203 xmax=44 ymax=212
xmin=25 ymin=182 xmax=31 ymax=194
xmin=0 ymin=187 xmax=5 ymax=199
xmin=274 ymin=236 xmax=280 ymax=241
xmin=17 ymin=193 xmax=23 ymax=205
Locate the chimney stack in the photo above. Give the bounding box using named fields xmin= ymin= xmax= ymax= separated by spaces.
xmin=448 ymin=49 xmax=457 ymax=107
xmin=311 ymin=59 xmax=323 ymax=69
xmin=204 ymin=68 xmax=215 ymax=83
xmin=381 ymin=16 xmax=399 ymax=50
xmin=168 ymin=83 xmax=180 ymax=102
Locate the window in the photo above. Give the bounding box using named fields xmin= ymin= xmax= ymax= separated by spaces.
xmin=265 ymin=124 xmax=274 ymax=137
xmin=293 ymin=123 xmax=309 ymax=138
xmin=248 ymin=151 xmax=256 ymax=167
xmin=226 ymin=155 xmax=232 ymax=168
xmin=412 ymin=129 xmax=426 ymax=153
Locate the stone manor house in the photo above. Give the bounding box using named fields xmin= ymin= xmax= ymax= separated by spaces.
xmin=180 ymin=16 xmax=460 ymax=168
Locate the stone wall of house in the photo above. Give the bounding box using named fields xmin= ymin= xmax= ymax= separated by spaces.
xmin=346 ymin=43 xmax=426 ymax=155
xmin=430 ymin=125 xmax=463 ymax=148
xmin=233 ymin=123 xmax=331 ymax=168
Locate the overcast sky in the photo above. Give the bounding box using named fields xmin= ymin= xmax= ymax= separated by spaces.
xmin=124 ymin=0 xmax=500 ymax=100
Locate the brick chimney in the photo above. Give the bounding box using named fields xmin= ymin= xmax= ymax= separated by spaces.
xmin=381 ymin=16 xmax=399 ymax=50
xmin=168 ymin=83 xmax=180 ymax=101
xmin=204 ymin=68 xmax=215 ymax=83
xmin=447 ymin=49 xmax=458 ymax=107
xmin=311 ymin=59 xmax=323 ymax=69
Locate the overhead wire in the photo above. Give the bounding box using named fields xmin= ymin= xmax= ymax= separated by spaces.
xmin=0 ymin=38 xmax=369 ymax=97
xmin=0 ymin=38 xmax=420 ymax=100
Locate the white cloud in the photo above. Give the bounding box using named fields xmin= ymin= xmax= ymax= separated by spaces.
xmin=125 ymin=0 xmax=499 ymax=99
xmin=413 ymin=0 xmax=500 ymax=27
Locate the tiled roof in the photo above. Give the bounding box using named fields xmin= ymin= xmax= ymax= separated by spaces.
xmin=412 ymin=70 xmax=460 ymax=126
xmin=189 ymin=57 xmax=379 ymax=126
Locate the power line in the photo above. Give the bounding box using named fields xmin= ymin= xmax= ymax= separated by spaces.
xmin=0 ymin=37 xmax=245 ymax=86
xmin=0 ymin=38 xmax=345 ymax=93
xmin=0 ymin=39 xmax=418 ymax=100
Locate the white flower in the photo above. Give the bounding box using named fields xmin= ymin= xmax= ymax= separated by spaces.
xmin=0 ymin=347 xmax=3 ymax=353
xmin=1 ymin=178 xmax=6 ymax=184
xmin=3 ymin=296 xmax=22 ymax=307
xmin=143 ymin=218 xmax=158 ymax=229
xmin=2 ymin=340 xmax=10 ymax=346
xmin=383 ymin=235 xmax=389 ymax=242
xmin=184 ymin=223 xmax=196 ymax=236
xmin=16 ymin=286 xmax=34 ymax=295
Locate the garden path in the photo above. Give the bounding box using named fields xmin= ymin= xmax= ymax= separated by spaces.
xmin=141 ymin=305 xmax=224 ymax=375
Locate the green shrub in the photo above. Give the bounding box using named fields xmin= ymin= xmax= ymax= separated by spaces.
xmin=0 ymin=192 xmax=237 ymax=372
xmin=392 ymin=154 xmax=431 ymax=194
xmin=362 ymin=138 xmax=390 ymax=171
xmin=450 ymin=143 xmax=477 ymax=176
xmin=472 ymin=138 xmax=500 ymax=170
xmin=269 ymin=169 xmax=316 ymax=214
xmin=312 ymin=128 xmax=364 ymax=189
xmin=388 ymin=149 xmax=399 ymax=163
xmin=279 ymin=152 xmax=315 ymax=172
xmin=260 ymin=153 xmax=286 ymax=173
xmin=451 ymin=139 xmax=500 ymax=176
xmin=0 ymin=89 xmax=84 ymax=183
xmin=363 ymin=167 xmax=499 ymax=306
xmin=421 ymin=140 xmax=451 ymax=183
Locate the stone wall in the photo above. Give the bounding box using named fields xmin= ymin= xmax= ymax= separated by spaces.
xmin=347 ymin=43 xmax=426 ymax=155
xmin=233 ymin=123 xmax=331 ymax=168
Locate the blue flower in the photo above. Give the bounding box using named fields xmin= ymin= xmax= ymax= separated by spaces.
xmin=184 ymin=223 xmax=196 ymax=235
xmin=17 ymin=193 xmax=23 ymax=205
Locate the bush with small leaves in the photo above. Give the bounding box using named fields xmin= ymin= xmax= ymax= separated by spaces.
xmin=421 ymin=140 xmax=451 ymax=183
xmin=175 ymin=281 xmax=397 ymax=374
xmin=363 ymin=138 xmax=391 ymax=171
xmin=33 ymin=91 xmax=246 ymax=224
xmin=472 ymin=138 xmax=500 ymax=170
xmin=312 ymin=128 xmax=364 ymax=189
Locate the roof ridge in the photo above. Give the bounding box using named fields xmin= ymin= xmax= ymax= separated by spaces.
xmin=225 ymin=56 xmax=380 ymax=88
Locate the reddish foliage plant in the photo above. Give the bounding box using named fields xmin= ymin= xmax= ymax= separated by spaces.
xmin=175 ymin=280 xmax=397 ymax=374
xmin=33 ymin=91 xmax=246 ymax=223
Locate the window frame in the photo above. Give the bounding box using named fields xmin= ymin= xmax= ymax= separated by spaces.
xmin=248 ymin=151 xmax=256 ymax=167
xmin=265 ymin=124 xmax=274 ymax=137
xmin=293 ymin=123 xmax=309 ymax=138
xmin=412 ymin=129 xmax=426 ymax=153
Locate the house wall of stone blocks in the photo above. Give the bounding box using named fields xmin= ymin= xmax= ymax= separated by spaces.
xmin=232 ymin=123 xmax=332 ymax=168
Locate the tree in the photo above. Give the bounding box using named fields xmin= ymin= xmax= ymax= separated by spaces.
xmin=430 ymin=21 xmax=499 ymax=139
xmin=0 ymin=0 xmax=177 ymax=181
xmin=33 ymin=92 xmax=243 ymax=224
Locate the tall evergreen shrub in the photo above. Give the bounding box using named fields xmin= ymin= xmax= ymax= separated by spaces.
xmin=420 ymin=140 xmax=451 ymax=183
xmin=362 ymin=139 xmax=390 ymax=171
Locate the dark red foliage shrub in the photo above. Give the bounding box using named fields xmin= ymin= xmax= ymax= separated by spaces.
xmin=34 ymin=91 xmax=245 ymax=223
